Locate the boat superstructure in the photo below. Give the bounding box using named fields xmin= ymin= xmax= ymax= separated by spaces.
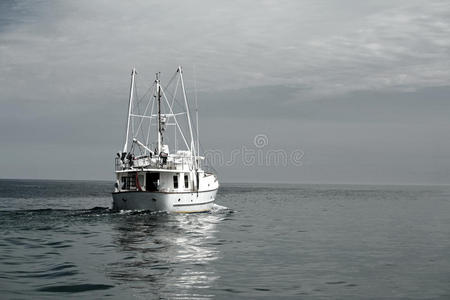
xmin=112 ymin=66 xmax=219 ymax=212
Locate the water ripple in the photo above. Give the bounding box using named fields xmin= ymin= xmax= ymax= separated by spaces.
xmin=1 ymin=180 xmax=449 ymax=299
xmin=37 ymin=284 xmax=114 ymax=293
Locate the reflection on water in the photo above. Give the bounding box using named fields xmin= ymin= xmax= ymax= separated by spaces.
xmin=109 ymin=205 xmax=228 ymax=298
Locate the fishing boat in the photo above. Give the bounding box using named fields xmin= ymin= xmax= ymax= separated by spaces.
xmin=112 ymin=66 xmax=219 ymax=212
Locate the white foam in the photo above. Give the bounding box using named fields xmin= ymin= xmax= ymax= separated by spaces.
xmin=211 ymin=203 xmax=229 ymax=212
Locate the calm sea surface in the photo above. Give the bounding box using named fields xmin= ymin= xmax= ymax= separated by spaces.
xmin=0 ymin=179 xmax=449 ymax=299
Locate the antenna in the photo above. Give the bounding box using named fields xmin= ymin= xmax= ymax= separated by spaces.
xmin=194 ymin=65 xmax=200 ymax=162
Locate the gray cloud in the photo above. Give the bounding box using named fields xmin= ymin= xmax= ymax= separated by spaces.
xmin=1 ymin=0 xmax=449 ymax=95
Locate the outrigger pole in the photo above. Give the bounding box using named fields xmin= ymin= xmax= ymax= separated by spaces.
xmin=179 ymin=66 xmax=197 ymax=169
xmin=179 ymin=66 xmax=200 ymax=192
xmin=123 ymin=68 xmax=136 ymax=154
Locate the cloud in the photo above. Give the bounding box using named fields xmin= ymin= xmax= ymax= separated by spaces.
xmin=1 ymin=0 xmax=449 ymax=101
xmin=300 ymin=1 xmax=450 ymax=96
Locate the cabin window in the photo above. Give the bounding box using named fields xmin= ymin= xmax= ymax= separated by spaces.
xmin=121 ymin=174 xmax=136 ymax=190
xmin=184 ymin=174 xmax=189 ymax=188
xmin=173 ymin=175 xmax=178 ymax=189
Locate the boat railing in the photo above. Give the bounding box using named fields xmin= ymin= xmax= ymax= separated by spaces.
xmin=114 ymin=155 xmax=195 ymax=171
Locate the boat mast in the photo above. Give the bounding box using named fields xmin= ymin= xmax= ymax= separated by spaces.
xmin=123 ymin=68 xmax=136 ymax=154
xmin=156 ymin=72 xmax=162 ymax=154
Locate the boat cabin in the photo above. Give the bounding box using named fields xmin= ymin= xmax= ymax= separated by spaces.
xmin=116 ymin=170 xmax=194 ymax=193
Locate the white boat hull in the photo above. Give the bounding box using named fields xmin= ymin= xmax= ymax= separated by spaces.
xmin=112 ymin=189 xmax=218 ymax=213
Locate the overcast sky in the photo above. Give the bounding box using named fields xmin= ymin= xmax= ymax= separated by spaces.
xmin=1 ymin=0 xmax=449 ymax=184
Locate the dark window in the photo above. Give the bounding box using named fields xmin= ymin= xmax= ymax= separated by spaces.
xmin=184 ymin=174 xmax=189 ymax=188
xmin=173 ymin=175 xmax=178 ymax=189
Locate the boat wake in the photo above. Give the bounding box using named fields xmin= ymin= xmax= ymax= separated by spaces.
xmin=0 ymin=203 xmax=231 ymax=216
xmin=210 ymin=203 xmax=230 ymax=213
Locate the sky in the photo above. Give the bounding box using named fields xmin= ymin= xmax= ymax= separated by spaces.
xmin=0 ymin=0 xmax=449 ymax=184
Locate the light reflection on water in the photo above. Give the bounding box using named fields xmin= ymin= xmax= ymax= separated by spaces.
xmin=109 ymin=206 xmax=228 ymax=298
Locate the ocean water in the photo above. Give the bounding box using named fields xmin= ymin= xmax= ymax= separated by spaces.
xmin=0 ymin=179 xmax=449 ymax=299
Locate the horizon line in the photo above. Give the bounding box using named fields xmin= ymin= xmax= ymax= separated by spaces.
xmin=0 ymin=177 xmax=449 ymax=187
